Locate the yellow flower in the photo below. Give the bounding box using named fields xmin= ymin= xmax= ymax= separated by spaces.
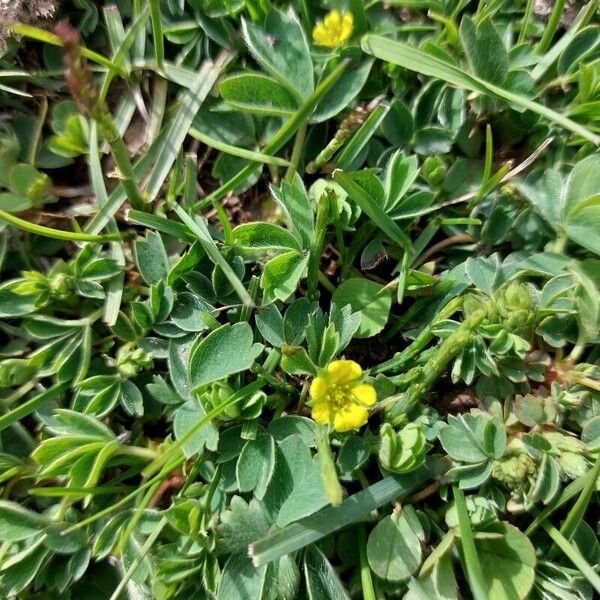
xmin=310 ymin=360 xmax=376 ymax=432
xmin=312 ymin=10 xmax=354 ymax=48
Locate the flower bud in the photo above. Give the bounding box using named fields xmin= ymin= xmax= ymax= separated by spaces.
xmin=379 ymin=422 xmax=429 ymax=474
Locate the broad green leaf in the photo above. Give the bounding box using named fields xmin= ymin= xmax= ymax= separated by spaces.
xmin=303 ymin=545 xmax=350 ymax=600
xmin=275 ymin=435 xmax=329 ymax=527
xmin=241 ymin=9 xmax=313 ymax=101
xmin=173 ymin=399 xmax=219 ymax=457
xmin=133 ymin=230 xmax=169 ymax=286
xmin=565 ymin=153 xmax=600 ymax=213
xmin=233 ymin=222 xmax=301 ymax=257
xmin=476 ymin=523 xmax=536 ymax=600
xmin=260 ymin=251 xmax=309 ymax=303
xmin=565 ymin=195 xmax=600 ymax=256
xmin=236 ymin=434 xmax=276 ymax=498
xmin=217 ymin=554 xmax=268 ymax=600
xmin=312 ymin=56 xmax=373 ymax=123
xmin=0 ymin=501 xmax=49 ymax=541
xmin=332 ymin=278 xmax=392 ymax=338
xmin=459 ymin=17 xmax=508 ymax=84
xmin=271 ymin=174 xmax=314 ymax=249
xmin=220 ymin=72 xmax=298 ymax=116
xmin=367 ymin=509 xmax=422 ymax=581
xmin=189 ymin=323 xmax=263 ymax=391
xmin=384 ymin=152 xmax=419 ymax=211
xmin=333 ymin=170 xmax=412 ymax=249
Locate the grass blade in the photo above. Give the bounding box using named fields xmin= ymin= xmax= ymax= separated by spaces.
xmin=249 ymin=465 xmax=433 ymax=566
xmin=453 ymin=485 xmax=488 ymax=600
xmin=144 ymin=51 xmax=234 ymax=202
xmin=542 ymin=520 xmax=600 ymax=595
xmin=335 ymin=102 xmax=390 ymax=171
xmin=361 ymin=34 xmax=600 ymax=145
xmin=189 ymin=127 xmax=291 ymax=166
xmin=0 ymin=383 xmax=69 ymax=433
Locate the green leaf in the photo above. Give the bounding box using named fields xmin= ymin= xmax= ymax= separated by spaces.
xmin=565 ymin=195 xmax=600 ymax=256
xmin=367 ymin=508 xmax=423 ymax=581
xmin=218 ymin=496 xmax=272 ymax=554
xmin=303 ymin=545 xmax=351 ymax=600
xmin=0 ymin=500 xmax=50 ymax=541
xmin=189 ymin=323 xmax=263 ymax=391
xmin=133 ymin=231 xmax=169 ymax=286
xmin=236 ymin=434 xmax=276 ymax=498
xmin=333 ymin=170 xmax=412 ymax=249
xmin=459 ymin=17 xmax=508 ymax=84
xmin=275 ymin=435 xmax=329 ymax=527
xmin=476 ymin=523 xmax=536 ymax=600
xmin=332 ymin=278 xmax=392 ymax=338
xmin=312 ymin=56 xmax=373 ymax=123
xmin=233 ymin=222 xmax=301 ymax=257
xmin=173 ymin=399 xmax=219 ymax=458
xmin=241 ymin=9 xmax=313 ymax=101
xmin=220 ymin=72 xmax=299 ymax=116
xmin=271 ymin=174 xmax=314 ymax=249
xmin=384 ymin=152 xmax=419 ymax=211
xmin=260 ymin=251 xmax=309 ymax=303
xmin=565 ymin=153 xmax=600 ymax=213
xmin=217 ymin=553 xmax=268 ymax=600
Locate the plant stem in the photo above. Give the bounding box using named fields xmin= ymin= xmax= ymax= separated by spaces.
xmin=0 ymin=209 xmax=120 ymax=242
xmin=307 ymin=191 xmax=330 ymax=300
xmin=373 ymin=296 xmax=463 ymax=374
xmin=315 ymin=424 xmax=343 ymax=506
xmin=285 ymin=124 xmax=307 ymax=182
xmin=536 ymin=0 xmax=565 ymax=54
xmin=453 ymin=485 xmax=488 ymax=600
xmin=359 ymin=526 xmax=377 ymax=600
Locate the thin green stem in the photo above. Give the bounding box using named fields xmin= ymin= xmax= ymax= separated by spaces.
xmin=518 ymin=0 xmax=535 ymax=43
xmin=307 ymin=191 xmax=330 ymax=300
xmin=315 ymin=424 xmax=343 ymax=507
xmin=453 ymin=486 xmax=488 ymax=600
xmin=536 ymin=0 xmax=565 ymax=54
xmin=285 ymin=124 xmax=307 ymax=182
xmin=359 ymin=526 xmax=377 ymax=600
xmin=0 ymin=209 xmax=120 ymax=242
xmin=62 ymin=456 xmax=184 ymax=534
xmin=28 ymin=97 xmax=48 ymax=165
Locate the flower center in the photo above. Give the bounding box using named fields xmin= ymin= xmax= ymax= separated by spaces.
xmin=326 ymin=384 xmax=353 ymax=410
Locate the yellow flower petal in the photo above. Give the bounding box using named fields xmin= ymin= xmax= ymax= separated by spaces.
xmin=323 ymin=9 xmax=342 ymax=30
xmin=326 ymin=359 xmax=362 ymax=384
xmin=311 ymin=401 xmax=331 ymax=425
xmin=310 ymin=376 xmax=327 ymax=400
xmin=341 ymin=13 xmax=354 ymax=42
xmin=352 ymin=383 xmax=377 ymax=406
xmin=312 ymin=23 xmax=331 ymax=46
xmin=333 ymin=403 xmax=368 ymax=432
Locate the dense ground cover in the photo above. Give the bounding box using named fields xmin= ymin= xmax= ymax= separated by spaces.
xmin=1 ymin=0 xmax=600 ymax=598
